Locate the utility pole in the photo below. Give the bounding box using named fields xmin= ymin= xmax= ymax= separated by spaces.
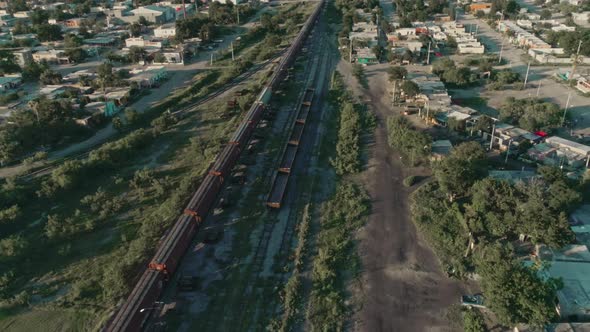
xmin=505 ymin=139 xmax=512 ymax=163
xmin=210 ymin=53 xmax=213 ymax=66
xmin=392 ymin=80 xmax=397 ymax=108
xmin=498 ymin=38 xmax=504 ymax=64
xmin=182 ymin=0 xmax=187 ymax=19
xmin=536 ymin=80 xmax=542 ymax=97
xmin=236 ymin=5 xmax=240 ymax=25
xmin=475 ymin=24 xmax=479 ymax=36
xmin=231 ymin=42 xmax=234 ymax=61
xmin=489 ymin=119 xmax=497 ymax=150
xmin=426 ymin=42 xmax=431 ymax=65
xmin=562 ymin=91 xmax=572 ymax=126
xmin=570 ymin=40 xmax=582 ymax=81
xmin=349 ymin=38 xmax=353 ymax=63
xmin=523 ymin=61 xmax=531 ymax=89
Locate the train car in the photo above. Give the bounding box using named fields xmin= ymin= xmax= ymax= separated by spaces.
xmin=184 ymin=174 xmax=223 ymax=220
xmin=105 ymin=270 xmax=164 ymax=332
xmin=210 ymin=144 xmax=241 ymax=178
xmin=149 ymin=215 xmax=197 ymax=274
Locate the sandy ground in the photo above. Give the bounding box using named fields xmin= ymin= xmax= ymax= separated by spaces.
xmin=341 ymin=62 xmax=472 ymax=332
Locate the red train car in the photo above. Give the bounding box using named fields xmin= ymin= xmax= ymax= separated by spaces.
xmin=184 ymin=175 xmax=223 ymax=220
xmin=210 ymin=145 xmax=241 ymax=178
xmin=149 ymin=215 xmax=197 ymax=273
xmin=105 ymin=270 xmax=164 ymax=332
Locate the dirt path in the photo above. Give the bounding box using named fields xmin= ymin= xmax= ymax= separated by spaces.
xmin=347 ymin=63 xmax=468 ymax=332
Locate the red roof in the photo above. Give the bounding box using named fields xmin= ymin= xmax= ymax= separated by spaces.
xmin=535 ymin=130 xmax=548 ymax=137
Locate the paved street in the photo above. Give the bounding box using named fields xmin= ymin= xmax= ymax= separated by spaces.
xmin=459 ymin=14 xmax=590 ymax=136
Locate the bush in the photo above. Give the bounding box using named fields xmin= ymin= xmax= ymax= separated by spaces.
xmin=403 ymin=175 xmax=417 ymax=187
xmin=386 ymin=116 xmax=431 ymax=165
xmin=463 ymin=308 xmax=487 ymax=332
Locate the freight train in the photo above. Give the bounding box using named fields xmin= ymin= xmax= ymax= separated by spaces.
xmin=104 ymin=1 xmax=324 ymax=331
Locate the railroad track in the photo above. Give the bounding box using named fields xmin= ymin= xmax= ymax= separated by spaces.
xmin=105 ymin=1 xmax=324 ymax=330
xmin=233 ymin=12 xmax=329 ymax=331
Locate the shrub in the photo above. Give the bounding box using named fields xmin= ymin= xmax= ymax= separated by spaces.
xmin=403 ymin=175 xmax=417 ymax=187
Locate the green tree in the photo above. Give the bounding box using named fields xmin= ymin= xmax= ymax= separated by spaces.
xmin=40 ymin=69 xmax=63 ymax=85
xmin=0 ymin=51 xmax=20 ymax=74
xmin=129 ymin=22 xmax=142 ymax=37
xmin=128 ymin=46 xmax=146 ymax=63
xmin=476 ymin=245 xmax=559 ymax=327
xmin=400 ymin=80 xmax=420 ymax=98
xmin=388 ymin=65 xmax=407 ymax=81
xmin=433 ymin=142 xmax=487 ymax=201
xmin=35 ymin=23 xmax=63 ymax=42
xmin=0 ymin=235 xmax=28 ymax=257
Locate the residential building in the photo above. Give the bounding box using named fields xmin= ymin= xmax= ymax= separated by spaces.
xmin=32 ymin=50 xmax=70 ymax=64
xmin=355 ymin=47 xmax=377 ymax=64
xmin=130 ymin=5 xmax=174 ymax=24
xmin=0 ymin=76 xmax=21 ymax=90
xmin=578 ymin=77 xmax=590 ymax=94
xmin=125 ymin=37 xmax=163 ymax=48
xmin=13 ymin=49 xmax=32 ymax=67
xmin=526 ymin=136 xmax=590 ymax=169
xmin=573 ymin=12 xmax=590 ymax=25
xmin=411 ymin=74 xmax=452 ymax=111
xmin=154 ymin=23 xmax=176 ymax=38
xmin=128 ymin=66 xmax=168 ymax=88
xmin=498 ymin=21 xmax=551 ymax=49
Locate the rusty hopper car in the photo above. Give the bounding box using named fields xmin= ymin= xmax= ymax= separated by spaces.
xmin=149 ymin=215 xmax=197 ymax=273
xmin=106 ymin=270 xmax=163 ymax=332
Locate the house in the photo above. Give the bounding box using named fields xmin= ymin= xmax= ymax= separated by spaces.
xmin=411 ymin=74 xmax=452 ymax=111
xmin=12 ymin=49 xmax=32 ymax=67
xmin=32 ymin=50 xmax=70 ymax=64
xmin=577 ymin=77 xmax=590 ymax=94
xmin=355 ymin=47 xmax=377 ymax=64
xmin=526 ymin=137 xmax=590 ymax=169
xmin=154 ymin=23 xmax=176 ymax=38
xmin=433 ymin=105 xmax=479 ymax=128
xmin=125 ymin=37 xmax=163 ymax=48
xmin=83 ymin=37 xmax=118 ymax=47
xmin=155 ymin=1 xmax=196 ymax=19
xmin=156 ymin=49 xmax=184 ymax=64
xmin=128 ymin=66 xmax=168 ymax=88
xmin=458 ymin=42 xmax=485 ymax=54
xmin=484 ymin=123 xmax=541 ymax=151
xmin=0 ymin=76 xmax=22 ymax=90
xmin=130 ymin=5 xmax=174 ymax=24
xmin=573 ymin=12 xmax=590 ymax=25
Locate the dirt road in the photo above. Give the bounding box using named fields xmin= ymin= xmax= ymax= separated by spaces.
xmin=346 ymin=62 xmax=468 ymax=332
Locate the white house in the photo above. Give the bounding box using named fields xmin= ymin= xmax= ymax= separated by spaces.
xmin=154 ymin=24 xmax=176 ymax=38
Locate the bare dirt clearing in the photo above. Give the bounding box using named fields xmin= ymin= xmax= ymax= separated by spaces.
xmin=343 ymin=62 xmax=474 ymax=332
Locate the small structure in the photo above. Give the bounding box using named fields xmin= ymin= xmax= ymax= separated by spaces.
xmin=154 ymin=23 xmax=176 ymax=38
xmin=356 ymin=47 xmax=377 ymax=64
xmin=488 ymin=170 xmax=537 ymax=183
xmin=0 ymin=76 xmax=22 ymax=90
xmin=13 ymin=49 xmax=32 ymax=67
xmin=128 ymin=66 xmax=168 ymax=88
xmin=526 ymin=137 xmax=590 ymax=169
xmin=431 ymin=140 xmax=453 ymax=160
xmin=130 ymin=5 xmax=174 ymax=24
